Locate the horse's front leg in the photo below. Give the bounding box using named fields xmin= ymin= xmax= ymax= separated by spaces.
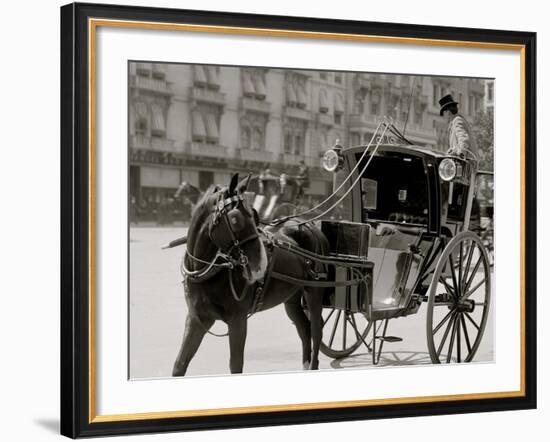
xmin=227 ymin=316 xmax=248 ymax=374
xmin=172 ymin=314 xmax=214 ymax=377
xmin=305 ymin=289 xmax=323 ymax=370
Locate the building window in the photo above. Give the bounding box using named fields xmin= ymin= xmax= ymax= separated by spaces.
xmin=414 ymin=110 xmax=422 ymax=126
xmin=320 ymin=72 xmax=327 ymax=80
xmin=334 ymin=93 xmax=344 ymax=123
xmin=192 ymin=104 xmax=222 ymax=144
xmin=241 ymin=113 xmax=267 ymax=150
xmin=241 ymin=125 xmax=251 ymax=149
xmin=134 ymin=101 xmax=149 ymax=136
xmin=286 ymin=83 xmax=297 ymax=107
xmin=205 ymin=66 xmax=220 ymax=91
xmin=135 ymin=118 xmax=147 ymax=136
xmin=204 ymin=113 xmax=220 ymax=144
xmin=284 ymin=131 xmax=292 ymax=154
xmin=136 ymin=63 xmax=151 ymax=77
xmin=286 ymin=73 xmax=308 ymax=109
xmin=334 ymin=73 xmax=342 ymax=84
xmin=243 ymin=69 xmax=267 ymax=101
xmin=193 ymin=66 xmax=207 ymax=88
xmin=253 ymin=74 xmax=267 ymax=100
xmin=319 ymin=89 xmax=329 ymax=113
xmin=251 ymin=127 xmax=263 ymax=150
xmin=488 ymin=83 xmax=494 ymax=101
xmin=370 ymin=90 xmax=380 ymax=115
xmin=152 ymin=63 xmax=166 ymax=80
xmin=371 ymin=102 xmax=379 ymax=115
xmin=150 ymin=104 xmax=166 ymax=137
xmin=191 ymin=111 xmax=206 ymax=142
xmin=296 ymin=82 xmax=307 ymax=109
xmin=283 ymin=119 xmax=307 ymax=155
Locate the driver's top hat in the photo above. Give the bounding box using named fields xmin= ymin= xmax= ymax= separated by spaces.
xmin=438 ymin=94 xmax=459 ymax=116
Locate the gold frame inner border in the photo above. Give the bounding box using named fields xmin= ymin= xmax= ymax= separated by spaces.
xmin=87 ymin=17 xmax=527 ymax=424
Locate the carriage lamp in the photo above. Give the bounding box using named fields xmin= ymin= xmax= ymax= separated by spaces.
xmin=438 ymin=158 xmax=457 ymax=181
xmin=322 ymin=148 xmax=343 ymax=172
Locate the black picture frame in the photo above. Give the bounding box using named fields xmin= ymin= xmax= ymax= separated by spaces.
xmin=61 ymin=2 xmax=537 ymax=438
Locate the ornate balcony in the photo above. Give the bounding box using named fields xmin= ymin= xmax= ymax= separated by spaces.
xmin=284 ymin=106 xmax=311 ymax=121
xmin=191 ymin=86 xmax=226 ymax=105
xmin=240 ymin=97 xmax=271 ymax=114
xmin=187 ymin=141 xmax=227 ymax=158
xmin=129 ymin=75 xmax=171 ymax=95
xmin=130 ymin=134 xmax=175 ymax=151
xmin=238 ymin=148 xmax=273 ymax=163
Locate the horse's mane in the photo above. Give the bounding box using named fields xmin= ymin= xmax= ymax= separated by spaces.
xmin=192 ymin=184 xmax=220 ymax=217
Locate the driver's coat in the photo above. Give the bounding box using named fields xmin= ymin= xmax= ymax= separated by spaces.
xmin=447 ymin=114 xmax=477 ymax=157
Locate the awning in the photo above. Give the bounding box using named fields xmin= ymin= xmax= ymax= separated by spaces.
xmin=243 ymin=71 xmax=255 ymax=97
xmin=253 ymin=75 xmax=266 ymax=99
xmin=192 ymin=111 xmax=206 ymax=138
xmin=136 ymin=62 xmax=150 ymax=73
xmin=151 ymin=104 xmax=165 ymax=133
xmin=319 ymin=89 xmax=329 ymax=113
xmin=334 ymin=93 xmax=344 ymax=114
xmin=152 ymin=63 xmax=166 ymax=77
xmin=205 ymin=66 xmax=220 ymax=89
xmin=286 ymin=84 xmax=297 ymax=104
xmin=205 ymin=113 xmax=219 ymax=140
xmin=193 ymin=65 xmax=207 ymax=86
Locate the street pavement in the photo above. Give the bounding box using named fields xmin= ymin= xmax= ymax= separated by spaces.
xmin=129 ymin=226 xmax=494 ymax=379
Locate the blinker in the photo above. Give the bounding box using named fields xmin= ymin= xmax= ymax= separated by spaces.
xmin=227 ymin=208 xmax=245 ymax=232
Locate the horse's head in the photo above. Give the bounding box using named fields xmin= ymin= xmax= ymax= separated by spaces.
xmin=208 ymin=173 xmax=267 ymax=284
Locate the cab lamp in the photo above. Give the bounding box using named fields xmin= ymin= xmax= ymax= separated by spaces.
xmin=322 ymin=149 xmax=343 ymax=172
xmin=439 ymin=158 xmax=458 ymax=181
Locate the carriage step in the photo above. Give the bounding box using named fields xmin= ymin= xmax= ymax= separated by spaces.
xmin=375 ymin=336 xmax=403 ymax=343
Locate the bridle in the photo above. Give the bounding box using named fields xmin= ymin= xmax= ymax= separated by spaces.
xmin=181 ymin=190 xmax=260 ymax=289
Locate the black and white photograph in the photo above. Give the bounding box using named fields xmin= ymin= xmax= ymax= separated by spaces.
xmin=128 ymin=62 xmax=495 ymax=379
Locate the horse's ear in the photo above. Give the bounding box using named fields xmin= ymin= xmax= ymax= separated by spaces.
xmin=228 ymin=173 xmax=239 ymax=194
xmin=237 ymin=173 xmax=251 ymax=193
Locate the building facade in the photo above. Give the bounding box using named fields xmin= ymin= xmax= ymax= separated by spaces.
xmin=128 ymin=62 xmax=489 ymax=209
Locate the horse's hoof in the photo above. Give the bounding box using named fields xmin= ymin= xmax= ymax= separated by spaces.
xmin=310 ymin=361 xmax=319 ymax=370
xmin=303 ymin=361 xmax=311 ymax=370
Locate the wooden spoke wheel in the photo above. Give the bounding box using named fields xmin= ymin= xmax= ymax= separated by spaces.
xmin=426 ymin=231 xmax=491 ymax=364
xmin=320 ymin=308 xmax=373 ymax=359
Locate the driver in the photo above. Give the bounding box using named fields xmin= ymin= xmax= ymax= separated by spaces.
xmin=439 ymin=94 xmax=480 ymax=230
xmin=439 ymin=94 xmax=478 ymax=160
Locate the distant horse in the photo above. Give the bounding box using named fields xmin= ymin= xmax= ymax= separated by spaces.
xmin=174 ymin=181 xmax=202 ymax=205
xmin=172 ymin=173 xmax=328 ymax=375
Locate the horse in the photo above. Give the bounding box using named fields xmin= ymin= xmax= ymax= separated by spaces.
xmin=172 ymin=173 xmax=329 ymax=376
xmin=174 ymin=181 xmax=203 ymax=209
